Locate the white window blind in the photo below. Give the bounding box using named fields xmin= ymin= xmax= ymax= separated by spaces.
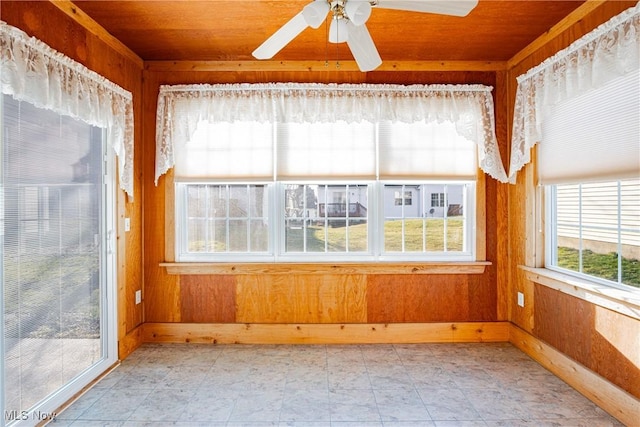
xmin=174 ymin=121 xmax=274 ymax=179
xmin=277 ymin=121 xmax=377 ymax=178
xmin=379 ymin=120 xmax=478 ymax=179
xmin=176 ymin=119 xmax=479 ymax=181
xmin=539 ymin=69 xmax=640 ymax=184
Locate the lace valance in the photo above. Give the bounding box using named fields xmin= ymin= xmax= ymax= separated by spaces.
xmin=155 ymin=83 xmax=508 ymax=183
xmin=0 ymin=21 xmax=135 ymax=199
xmin=509 ymin=3 xmax=640 ymax=181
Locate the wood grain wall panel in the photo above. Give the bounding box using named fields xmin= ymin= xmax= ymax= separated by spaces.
xmin=466 ymin=274 xmax=497 ymax=322
xmin=590 ymin=305 xmax=640 ymax=398
xmin=367 ymin=275 xmax=473 ymax=323
xmin=142 ymin=72 xmax=181 ymax=323
xmin=493 ymin=69 xmax=510 ymax=322
xmin=236 ymin=274 xmax=367 ymax=323
xmin=534 ymin=284 xmax=593 ymax=367
xmin=180 ymin=275 xmax=236 ymax=323
xmin=533 ymin=284 xmax=640 ymax=398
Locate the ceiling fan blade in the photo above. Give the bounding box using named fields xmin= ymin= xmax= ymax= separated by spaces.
xmin=346 ymin=22 xmax=382 ymax=72
xmin=374 ymin=0 xmax=478 ymax=17
xmin=252 ymin=12 xmax=309 ymax=59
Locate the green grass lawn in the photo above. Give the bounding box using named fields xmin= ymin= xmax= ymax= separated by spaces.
xmin=285 ymin=217 xmax=463 ymax=253
xmin=557 ymin=247 xmax=640 ymax=288
xmin=384 ymin=218 xmax=463 ymax=252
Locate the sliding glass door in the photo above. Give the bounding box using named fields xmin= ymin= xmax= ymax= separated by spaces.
xmin=2 ymin=95 xmax=117 ymax=426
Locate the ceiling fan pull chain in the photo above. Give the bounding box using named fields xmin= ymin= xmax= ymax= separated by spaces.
xmin=325 ymin=12 xmax=330 ymax=68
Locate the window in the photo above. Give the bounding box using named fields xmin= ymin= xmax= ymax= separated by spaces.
xmin=546 ymin=179 xmax=640 ymax=290
xmin=535 ymin=56 xmax=639 ymax=291
xmin=395 ymin=191 xmax=412 ymax=206
xmin=384 ymin=184 xmax=471 ymax=253
xmin=174 ymin=120 xmax=477 ymax=262
xmin=180 ymin=184 xmax=269 ymax=254
xmin=431 ymin=193 xmax=445 ymax=208
xmin=159 ymin=83 xmax=505 ymax=262
xmin=285 ymin=184 xmax=368 ymax=254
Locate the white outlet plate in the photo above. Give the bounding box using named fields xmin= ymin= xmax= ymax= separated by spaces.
xmin=517 ymin=292 xmax=525 ymax=307
xmin=135 ymin=290 xmax=142 ymax=305
xmin=124 ymin=217 xmax=131 ymax=232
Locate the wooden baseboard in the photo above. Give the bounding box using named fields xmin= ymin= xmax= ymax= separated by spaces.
xmin=509 ymin=324 xmax=640 ymax=426
xmin=141 ymin=322 xmax=510 ymax=344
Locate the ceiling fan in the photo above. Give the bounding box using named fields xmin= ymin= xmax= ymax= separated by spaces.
xmin=252 ymin=0 xmax=479 ymax=72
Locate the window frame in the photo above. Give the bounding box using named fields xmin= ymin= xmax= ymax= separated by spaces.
xmin=165 ymin=113 xmax=489 ymax=265
xmin=544 ymin=180 xmax=640 ymax=293
xmin=277 ymin=181 xmax=374 ymax=262
xmin=378 ymin=181 xmax=476 ymax=261
xmin=175 ymin=180 xmax=276 ymax=263
xmin=174 ymin=179 xmax=480 ymax=263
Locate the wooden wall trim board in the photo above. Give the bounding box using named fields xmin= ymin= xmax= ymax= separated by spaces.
xmin=161 ymin=261 xmax=491 ymax=275
xmin=510 ymin=324 xmax=640 ymax=426
xmin=145 ymin=60 xmax=508 ymax=73
xmin=49 ymin=0 xmax=143 ymax=68
xmin=476 ymin=171 xmax=487 ymax=262
xmin=522 ymin=266 xmax=640 ymax=321
xmin=142 ymin=322 xmax=510 ymax=344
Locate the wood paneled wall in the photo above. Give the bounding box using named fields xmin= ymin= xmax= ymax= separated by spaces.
xmin=142 ymin=69 xmax=505 ymax=327
xmin=505 ymin=0 xmax=639 ymax=400
xmin=534 ymin=285 xmax=640 ymax=397
xmin=171 ymin=273 xmax=496 ymax=325
xmin=1 ymin=1 xmax=145 ymax=358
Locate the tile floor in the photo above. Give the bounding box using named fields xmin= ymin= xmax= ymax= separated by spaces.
xmin=50 ymin=342 xmax=624 ymax=427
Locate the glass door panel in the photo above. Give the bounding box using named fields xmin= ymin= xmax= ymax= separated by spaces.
xmin=2 ymin=95 xmax=115 ymax=426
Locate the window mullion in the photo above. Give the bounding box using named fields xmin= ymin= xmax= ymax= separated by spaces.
xmin=225 ymin=184 xmax=230 ymax=252
xmin=246 ymin=184 xmax=251 ymax=252
xmin=578 ymin=184 xmax=583 ymax=274
xmin=617 ymin=181 xmax=622 ymax=285
xmin=204 ymin=185 xmax=210 ymax=252
xmin=443 ymin=184 xmax=448 ymax=253
xmin=422 ymin=185 xmax=427 ymax=253
xmin=345 ymin=184 xmax=350 ymax=253
xmin=401 ymin=184 xmax=406 ymax=253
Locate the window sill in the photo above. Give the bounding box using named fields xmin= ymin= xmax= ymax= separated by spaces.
xmin=520 ymin=266 xmax=640 ymax=321
xmin=161 ymin=261 xmax=491 ymax=276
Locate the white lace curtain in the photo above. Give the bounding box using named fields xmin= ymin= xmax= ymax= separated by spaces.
xmin=509 ymin=3 xmax=640 ymax=181
xmin=155 ymin=83 xmax=508 ymax=184
xmin=0 ymin=21 xmax=135 ymax=198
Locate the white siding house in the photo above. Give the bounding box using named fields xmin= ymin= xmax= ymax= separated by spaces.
xmin=555 ymin=179 xmax=640 ymax=259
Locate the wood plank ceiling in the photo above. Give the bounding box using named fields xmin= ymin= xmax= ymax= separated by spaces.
xmin=71 ymin=0 xmax=587 ymax=65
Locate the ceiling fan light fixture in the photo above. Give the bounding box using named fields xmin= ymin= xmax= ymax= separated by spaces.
xmin=345 ymin=1 xmax=372 ymax=26
xmin=302 ymin=1 xmax=330 ymax=29
xmin=329 ymin=17 xmax=349 ymax=43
